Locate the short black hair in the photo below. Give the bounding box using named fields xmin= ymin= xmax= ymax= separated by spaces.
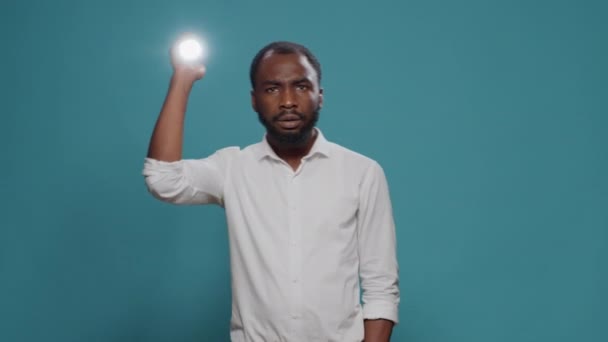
xmin=249 ymin=41 xmax=322 ymax=89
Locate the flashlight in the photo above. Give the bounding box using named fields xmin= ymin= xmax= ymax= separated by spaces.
xmin=174 ymin=34 xmax=207 ymax=64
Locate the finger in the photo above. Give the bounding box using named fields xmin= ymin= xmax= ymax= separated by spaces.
xmin=194 ymin=65 xmax=206 ymax=80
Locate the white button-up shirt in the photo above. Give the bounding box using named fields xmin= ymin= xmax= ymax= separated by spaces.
xmin=143 ymin=129 xmax=399 ymax=342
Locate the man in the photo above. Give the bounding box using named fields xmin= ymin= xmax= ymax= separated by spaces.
xmin=143 ymin=40 xmax=399 ymax=342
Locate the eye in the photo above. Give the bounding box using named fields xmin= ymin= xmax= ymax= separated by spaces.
xmin=296 ymin=84 xmax=309 ymax=91
xmin=265 ymin=87 xmax=278 ymax=93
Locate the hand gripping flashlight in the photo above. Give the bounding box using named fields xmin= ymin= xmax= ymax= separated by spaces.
xmin=174 ymin=34 xmax=207 ymax=64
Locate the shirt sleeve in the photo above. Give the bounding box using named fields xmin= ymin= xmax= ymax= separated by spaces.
xmin=142 ymin=146 xmax=240 ymax=206
xmin=358 ymin=161 xmax=400 ymax=324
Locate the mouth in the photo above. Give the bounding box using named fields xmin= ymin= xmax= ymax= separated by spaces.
xmin=277 ymin=119 xmax=302 ymax=130
xmin=275 ymin=112 xmax=303 ymax=130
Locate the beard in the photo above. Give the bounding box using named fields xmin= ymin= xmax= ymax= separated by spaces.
xmin=257 ymin=107 xmax=320 ymax=146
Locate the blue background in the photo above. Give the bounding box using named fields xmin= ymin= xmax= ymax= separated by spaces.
xmin=1 ymin=0 xmax=606 ymax=341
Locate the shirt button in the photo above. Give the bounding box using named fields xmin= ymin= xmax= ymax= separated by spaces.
xmin=292 ymin=278 xmax=298 ymax=283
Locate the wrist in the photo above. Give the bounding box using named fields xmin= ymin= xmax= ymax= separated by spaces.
xmin=170 ymin=72 xmax=195 ymax=94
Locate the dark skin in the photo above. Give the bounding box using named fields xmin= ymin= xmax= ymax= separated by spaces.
xmin=251 ymin=51 xmax=395 ymax=341
xmin=251 ymin=52 xmax=322 ymax=170
xmin=149 ymin=45 xmax=394 ymax=341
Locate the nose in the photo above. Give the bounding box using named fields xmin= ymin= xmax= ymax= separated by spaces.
xmin=279 ymin=88 xmax=297 ymax=109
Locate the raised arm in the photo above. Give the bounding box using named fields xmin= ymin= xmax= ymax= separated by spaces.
xmin=147 ymin=39 xmax=206 ymax=162
xmin=143 ymin=36 xmax=238 ymax=206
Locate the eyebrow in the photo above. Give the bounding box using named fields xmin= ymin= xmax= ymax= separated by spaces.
xmin=261 ymin=80 xmax=282 ymax=86
xmin=260 ymin=78 xmax=313 ymax=86
xmin=291 ymin=78 xmax=313 ymax=85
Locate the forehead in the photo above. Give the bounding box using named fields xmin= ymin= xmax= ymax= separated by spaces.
xmin=256 ymin=51 xmax=318 ymax=83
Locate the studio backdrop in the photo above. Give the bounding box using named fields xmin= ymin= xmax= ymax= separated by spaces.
xmin=1 ymin=0 xmax=606 ymax=341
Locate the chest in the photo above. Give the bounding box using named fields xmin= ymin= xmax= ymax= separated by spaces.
xmin=224 ymin=158 xmax=360 ymax=231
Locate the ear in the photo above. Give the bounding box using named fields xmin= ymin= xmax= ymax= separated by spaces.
xmin=251 ymin=89 xmax=258 ymax=112
xmin=318 ymin=87 xmax=324 ymax=108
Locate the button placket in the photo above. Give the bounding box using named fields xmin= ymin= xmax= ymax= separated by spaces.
xmin=287 ymin=174 xmax=303 ymax=326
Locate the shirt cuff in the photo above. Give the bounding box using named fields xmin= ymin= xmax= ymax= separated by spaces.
xmin=363 ymin=302 xmax=399 ymax=325
xmin=142 ymin=158 xmax=183 ymax=176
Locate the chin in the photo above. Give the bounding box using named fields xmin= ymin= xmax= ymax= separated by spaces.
xmin=271 ymin=128 xmax=312 ymax=145
xmin=258 ymin=110 xmax=319 ymax=145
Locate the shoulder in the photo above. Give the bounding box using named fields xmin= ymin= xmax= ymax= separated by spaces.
xmin=211 ymin=140 xmax=261 ymax=158
xmin=323 ymin=141 xmax=389 ymax=188
xmin=208 ymin=141 xmax=267 ymax=165
xmin=202 ymin=146 xmax=241 ymax=164
xmin=327 ymin=141 xmax=380 ymax=171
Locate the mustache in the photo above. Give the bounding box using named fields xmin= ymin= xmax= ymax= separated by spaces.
xmin=273 ymin=111 xmax=304 ymax=121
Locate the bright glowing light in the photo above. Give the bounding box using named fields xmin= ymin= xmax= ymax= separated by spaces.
xmin=175 ymin=35 xmax=206 ymax=63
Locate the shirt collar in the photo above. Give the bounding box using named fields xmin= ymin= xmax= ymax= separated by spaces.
xmin=254 ymin=128 xmax=331 ymax=161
